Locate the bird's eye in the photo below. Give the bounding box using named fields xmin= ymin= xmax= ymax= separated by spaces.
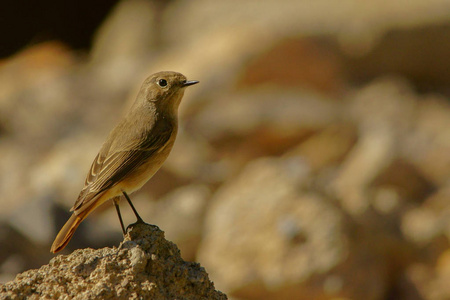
xmin=158 ymin=79 xmax=168 ymax=87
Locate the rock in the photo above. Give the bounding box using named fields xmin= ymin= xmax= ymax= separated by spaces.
xmin=0 ymin=223 xmax=226 ymax=300
xmin=198 ymin=157 xmax=388 ymax=300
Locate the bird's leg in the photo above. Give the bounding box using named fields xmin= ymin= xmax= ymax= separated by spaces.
xmin=122 ymin=191 xmax=144 ymax=223
xmin=112 ymin=197 xmax=126 ymax=235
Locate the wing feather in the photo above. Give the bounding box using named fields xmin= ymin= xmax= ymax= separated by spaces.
xmin=71 ymin=126 xmax=173 ymax=212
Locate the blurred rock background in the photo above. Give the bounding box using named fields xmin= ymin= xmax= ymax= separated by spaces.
xmin=0 ymin=0 xmax=449 ymax=299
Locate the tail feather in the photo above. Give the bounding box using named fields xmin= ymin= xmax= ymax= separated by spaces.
xmin=51 ymin=210 xmax=89 ymax=253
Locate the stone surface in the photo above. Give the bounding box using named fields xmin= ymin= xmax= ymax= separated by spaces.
xmin=0 ymin=223 xmax=226 ymax=300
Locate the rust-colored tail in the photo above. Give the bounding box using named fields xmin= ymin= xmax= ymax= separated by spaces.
xmin=50 ymin=210 xmax=89 ymax=253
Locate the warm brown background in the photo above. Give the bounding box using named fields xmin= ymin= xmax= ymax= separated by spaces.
xmin=0 ymin=1 xmax=449 ymax=299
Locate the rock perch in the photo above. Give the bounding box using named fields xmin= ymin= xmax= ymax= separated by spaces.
xmin=0 ymin=223 xmax=227 ymax=300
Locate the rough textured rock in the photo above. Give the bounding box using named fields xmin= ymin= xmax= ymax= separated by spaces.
xmin=0 ymin=223 xmax=226 ymax=300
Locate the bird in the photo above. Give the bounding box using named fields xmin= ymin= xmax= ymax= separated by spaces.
xmin=50 ymin=71 xmax=199 ymax=253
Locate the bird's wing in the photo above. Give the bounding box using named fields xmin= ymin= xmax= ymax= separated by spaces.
xmin=71 ymin=127 xmax=173 ymax=212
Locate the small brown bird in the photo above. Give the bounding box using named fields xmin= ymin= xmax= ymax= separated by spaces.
xmin=51 ymin=71 xmax=199 ymax=253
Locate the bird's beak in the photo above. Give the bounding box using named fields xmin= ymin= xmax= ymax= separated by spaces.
xmin=183 ymin=80 xmax=199 ymax=87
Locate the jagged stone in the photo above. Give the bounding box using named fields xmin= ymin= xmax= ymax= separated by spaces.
xmin=0 ymin=223 xmax=226 ymax=300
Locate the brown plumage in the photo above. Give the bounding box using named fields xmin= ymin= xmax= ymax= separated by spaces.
xmin=51 ymin=71 xmax=199 ymax=253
